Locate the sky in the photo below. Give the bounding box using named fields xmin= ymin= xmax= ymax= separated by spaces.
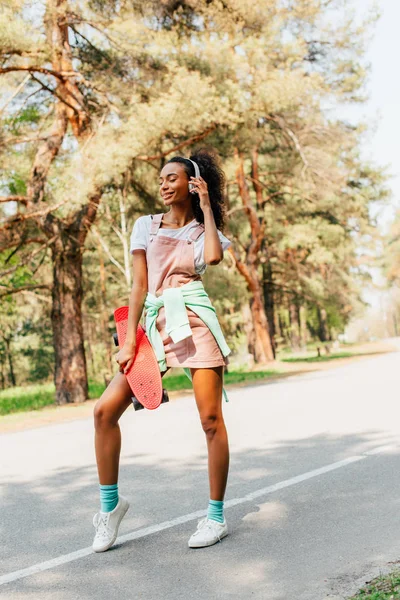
xmin=344 ymin=0 xmax=400 ymax=314
xmin=350 ymin=0 xmax=400 ymax=227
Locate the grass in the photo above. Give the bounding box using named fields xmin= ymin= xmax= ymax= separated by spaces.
xmin=0 ymin=369 xmax=282 ymax=417
xmin=281 ymin=351 xmax=354 ymax=363
xmin=349 ymin=570 xmax=400 ymax=599
xmin=162 ymin=369 xmax=281 ymax=391
xmin=0 ymin=380 xmax=106 ymax=416
xmin=0 ymin=347 xmax=374 ymax=417
xmin=0 ymin=347 xmax=376 ymax=417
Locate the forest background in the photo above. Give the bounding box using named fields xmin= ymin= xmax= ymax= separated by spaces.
xmin=0 ymin=0 xmax=398 ymax=406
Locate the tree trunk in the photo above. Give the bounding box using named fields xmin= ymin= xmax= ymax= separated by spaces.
xmin=263 ymin=261 xmax=276 ymax=357
xmin=317 ymin=306 xmax=329 ymax=342
xmin=249 ymin=280 xmax=274 ymax=363
xmin=97 ymin=240 xmax=113 ymax=374
xmin=230 ymin=257 xmax=275 ymax=363
xmin=51 ymin=242 xmax=88 ymax=404
xmin=4 ymin=337 xmax=16 ymax=387
xmin=85 ymin=317 xmax=96 ymax=376
xmin=0 ymin=354 xmax=5 ymax=389
xmin=242 ymin=302 xmax=256 ymax=364
xmin=299 ymin=305 xmax=307 ymax=350
xmin=228 ymin=148 xmax=274 ymax=363
xmin=392 ymin=311 xmax=399 ymax=337
xmin=251 ymin=147 xmax=263 ymax=207
xmin=274 ymin=309 xmax=282 ymax=342
xmin=278 ymin=311 xmax=287 ymax=345
xmin=120 ymin=188 xmax=132 ymax=290
xmin=0 ymin=0 xmax=99 ymax=403
xmin=289 ymin=300 xmax=301 ymax=352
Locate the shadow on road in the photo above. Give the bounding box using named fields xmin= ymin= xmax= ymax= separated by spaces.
xmin=2 ymin=427 xmax=400 ymax=599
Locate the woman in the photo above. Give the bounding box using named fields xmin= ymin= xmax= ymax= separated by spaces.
xmin=92 ymin=149 xmax=232 ymax=552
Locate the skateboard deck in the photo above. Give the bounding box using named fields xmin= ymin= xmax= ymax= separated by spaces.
xmin=114 ymin=306 xmax=164 ymax=410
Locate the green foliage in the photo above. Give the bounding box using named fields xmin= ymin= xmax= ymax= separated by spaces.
xmin=0 ymin=370 xmax=283 ymax=415
xmin=5 ymin=106 xmax=42 ymax=134
xmin=281 ymin=352 xmax=354 ymax=363
xmin=0 ymin=383 xmax=55 ymax=415
xmin=7 ymin=172 xmax=27 ymax=196
xmin=20 ymin=321 xmax=55 ymax=382
xmin=0 ymin=0 xmax=389 ymax=392
xmin=203 ymin=260 xmax=250 ymax=353
xmin=384 ymin=210 xmax=400 ymax=285
xmin=0 ymin=380 xmax=107 ymax=415
xmin=349 ymin=569 xmax=400 ymax=600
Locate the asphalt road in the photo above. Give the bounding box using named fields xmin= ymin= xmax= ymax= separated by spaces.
xmin=1 ymin=350 xmax=400 ymax=600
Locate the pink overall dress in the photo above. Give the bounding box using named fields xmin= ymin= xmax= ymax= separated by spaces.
xmin=145 ymin=213 xmax=228 ymax=369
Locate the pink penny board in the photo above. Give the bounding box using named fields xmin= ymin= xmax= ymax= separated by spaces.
xmin=114 ymin=306 xmax=163 ymax=410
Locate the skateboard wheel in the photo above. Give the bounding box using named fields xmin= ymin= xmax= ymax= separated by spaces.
xmin=161 ymin=389 xmax=170 ymax=404
xmin=132 ymin=397 xmax=144 ymax=411
xmin=112 ymin=332 xmax=119 ymax=347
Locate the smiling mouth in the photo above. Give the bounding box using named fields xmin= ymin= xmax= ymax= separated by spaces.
xmin=162 ymin=192 xmax=174 ymax=200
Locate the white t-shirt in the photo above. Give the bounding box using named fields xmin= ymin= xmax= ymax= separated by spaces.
xmin=129 ymin=215 xmax=231 ymax=275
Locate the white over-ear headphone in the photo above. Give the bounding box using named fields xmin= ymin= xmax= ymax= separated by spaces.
xmin=187 ymin=158 xmax=201 ymax=194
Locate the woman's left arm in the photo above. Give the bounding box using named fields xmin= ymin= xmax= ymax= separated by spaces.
xmin=190 ymin=175 xmax=223 ymax=265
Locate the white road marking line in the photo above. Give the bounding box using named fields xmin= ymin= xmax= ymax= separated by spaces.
xmin=226 ymin=455 xmax=366 ymax=506
xmin=0 ymin=443 xmax=396 ymax=587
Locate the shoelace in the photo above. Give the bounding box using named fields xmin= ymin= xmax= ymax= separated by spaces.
xmin=194 ymin=518 xmax=223 ymax=541
xmin=93 ymin=513 xmax=111 ymax=540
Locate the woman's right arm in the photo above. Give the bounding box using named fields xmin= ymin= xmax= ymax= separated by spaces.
xmin=115 ymin=250 xmax=148 ymax=374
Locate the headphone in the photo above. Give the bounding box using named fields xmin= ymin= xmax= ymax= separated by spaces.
xmin=187 ymin=158 xmax=201 ymax=194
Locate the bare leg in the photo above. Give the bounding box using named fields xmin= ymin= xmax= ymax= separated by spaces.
xmin=94 ymin=372 xmax=132 ymax=485
xmin=94 ymin=369 xmax=170 ymax=484
xmin=191 ymin=367 xmax=229 ymax=501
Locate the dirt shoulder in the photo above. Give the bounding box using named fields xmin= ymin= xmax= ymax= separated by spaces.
xmin=0 ymin=340 xmax=397 ymax=435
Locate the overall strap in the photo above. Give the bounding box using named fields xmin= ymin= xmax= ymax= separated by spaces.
xmin=150 ymin=213 xmax=164 ymax=237
xmin=188 ymin=223 xmax=205 ymax=242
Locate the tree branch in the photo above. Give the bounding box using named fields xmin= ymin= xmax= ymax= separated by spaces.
xmin=29 ymin=73 xmax=80 ymax=114
xmin=0 ymin=196 xmax=29 ymax=204
xmin=0 ymin=236 xmax=56 ymax=278
xmin=103 ymin=204 xmax=124 ymax=244
xmin=245 ymin=178 xmax=286 ymax=205
xmin=26 ymin=101 xmax=68 ymax=203
xmin=0 ymin=284 xmax=50 ymax=299
xmin=0 ymin=66 xmax=69 ymax=81
xmin=234 ymin=147 xmax=261 ymax=243
xmin=227 ymin=245 xmax=253 ymax=289
xmin=0 ymin=74 xmax=30 ymax=114
xmin=266 ymin=115 xmax=324 ymax=179
xmin=0 ymin=66 xmax=77 ymax=81
xmin=1 ymin=134 xmax=52 ymax=146
xmin=20 ymin=290 xmax=52 ymax=304
xmin=0 ymin=200 xmax=68 ymax=232
xmin=251 ymin=147 xmax=263 ymax=207
xmin=136 ymin=125 xmax=217 ymax=162
xmin=0 ymin=235 xmax=47 ymax=252
xmin=73 ymin=192 xmax=102 ymax=246
xmin=91 ymin=227 xmax=126 ymax=277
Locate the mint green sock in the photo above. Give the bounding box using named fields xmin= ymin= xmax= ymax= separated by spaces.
xmin=99 ymin=483 xmax=119 ymax=513
xmin=207 ymin=499 xmax=224 ymax=524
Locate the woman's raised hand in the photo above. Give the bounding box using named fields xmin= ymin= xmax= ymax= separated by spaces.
xmin=189 ymin=176 xmax=211 ymax=212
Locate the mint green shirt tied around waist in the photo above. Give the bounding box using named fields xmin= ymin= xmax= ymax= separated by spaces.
xmin=144 ymin=280 xmax=231 ymax=373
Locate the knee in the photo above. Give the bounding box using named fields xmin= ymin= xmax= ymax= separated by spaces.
xmin=94 ymin=401 xmax=116 ymax=431
xmin=200 ymin=413 xmax=222 ymax=440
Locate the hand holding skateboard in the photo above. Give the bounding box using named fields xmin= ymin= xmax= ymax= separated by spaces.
xmin=115 ymin=343 xmax=136 ymax=375
xmin=113 ymin=306 xmax=169 ymax=411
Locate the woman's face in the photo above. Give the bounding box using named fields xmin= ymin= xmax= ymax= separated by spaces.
xmin=159 ymin=163 xmax=190 ymax=207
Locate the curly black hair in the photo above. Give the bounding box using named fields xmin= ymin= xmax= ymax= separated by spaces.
xmin=165 ymin=148 xmax=226 ymax=231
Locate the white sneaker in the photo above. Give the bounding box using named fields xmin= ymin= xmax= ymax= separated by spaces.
xmin=188 ymin=518 xmax=228 ymax=548
xmin=92 ymin=495 xmax=129 ymax=553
